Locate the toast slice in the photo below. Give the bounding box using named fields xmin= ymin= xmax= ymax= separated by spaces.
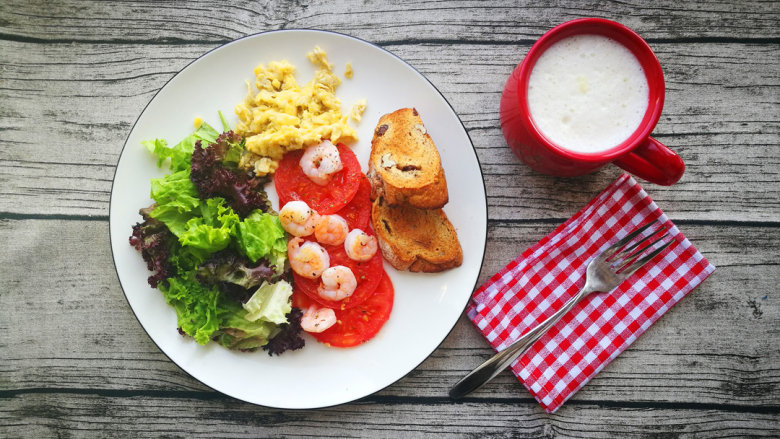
xmin=371 ymin=197 xmax=463 ymax=272
xmin=366 ymin=108 xmax=448 ymax=209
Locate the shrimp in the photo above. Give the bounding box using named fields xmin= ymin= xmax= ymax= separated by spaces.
xmin=344 ymin=229 xmax=378 ymax=261
xmin=287 ymin=237 xmax=330 ymax=279
xmin=314 ymin=214 xmax=349 ymax=246
xmin=317 ymin=265 xmax=357 ymax=302
xmin=300 ymin=305 xmax=337 ymax=333
xmin=299 ymin=140 xmax=343 ymax=186
xmin=279 ymin=200 xmax=319 ymax=237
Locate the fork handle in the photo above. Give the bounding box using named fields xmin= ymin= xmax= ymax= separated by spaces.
xmin=449 ymin=287 xmax=593 ymax=399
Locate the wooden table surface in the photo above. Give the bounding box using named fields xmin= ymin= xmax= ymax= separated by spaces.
xmin=2 ymin=1 xmax=778 ymax=437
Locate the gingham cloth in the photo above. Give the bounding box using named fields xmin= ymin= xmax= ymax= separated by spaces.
xmin=466 ymin=174 xmax=715 ymax=413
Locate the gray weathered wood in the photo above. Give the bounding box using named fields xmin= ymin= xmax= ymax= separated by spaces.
xmin=1 ymin=0 xmax=778 ymax=437
xmin=1 ymin=40 xmax=778 ymax=220
xmin=1 ymin=220 xmax=777 ymax=407
xmin=2 ymin=0 xmax=779 ymax=41
xmin=4 ymin=392 xmax=780 ymax=438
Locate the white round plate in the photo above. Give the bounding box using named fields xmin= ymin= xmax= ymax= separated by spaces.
xmin=110 ymin=29 xmax=487 ymax=409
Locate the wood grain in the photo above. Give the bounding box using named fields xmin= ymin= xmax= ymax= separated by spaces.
xmin=1 ymin=0 xmax=779 ymax=42
xmin=0 ymin=40 xmax=778 ymax=220
xmin=3 ymin=392 xmax=779 ymax=438
xmin=1 ymin=0 xmax=778 ymax=436
xmin=1 ymin=220 xmax=777 ymax=408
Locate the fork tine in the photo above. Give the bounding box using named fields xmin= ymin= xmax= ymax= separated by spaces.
xmin=618 ymin=234 xmax=674 ymax=276
xmin=608 ymin=225 xmax=666 ymax=262
xmin=601 ymin=219 xmax=660 ymax=259
xmin=615 ymin=231 xmax=669 ymax=269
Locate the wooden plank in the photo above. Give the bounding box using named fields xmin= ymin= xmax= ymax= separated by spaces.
xmin=2 ymin=392 xmax=778 ymax=438
xmin=1 ymin=0 xmax=779 ymax=42
xmin=1 ymin=41 xmax=778 ymax=220
xmin=2 ymin=219 xmax=777 ymax=409
xmin=2 ymin=1 xmax=778 ymax=436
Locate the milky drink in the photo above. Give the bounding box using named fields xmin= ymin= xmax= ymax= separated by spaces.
xmin=527 ymin=34 xmax=649 ymax=154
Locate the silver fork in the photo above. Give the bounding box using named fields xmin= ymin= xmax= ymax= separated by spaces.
xmin=449 ymin=219 xmax=674 ymax=399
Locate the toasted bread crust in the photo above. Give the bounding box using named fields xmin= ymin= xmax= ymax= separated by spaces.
xmin=370 ymin=197 xmax=463 ymax=273
xmin=368 ymin=108 xmax=448 ymax=209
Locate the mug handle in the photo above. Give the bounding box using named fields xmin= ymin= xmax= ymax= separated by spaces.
xmin=613 ymin=137 xmax=685 ymax=186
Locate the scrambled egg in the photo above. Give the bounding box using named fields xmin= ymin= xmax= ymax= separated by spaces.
xmin=350 ymin=99 xmax=367 ymax=122
xmin=234 ymin=47 xmax=364 ymax=176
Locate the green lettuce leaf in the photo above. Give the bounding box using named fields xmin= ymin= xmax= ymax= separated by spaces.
xmin=139 ymin=118 xmax=296 ymax=352
xmin=149 ymin=172 xmax=241 ymax=254
xmin=177 ymin=198 xmax=240 ymax=252
xmin=237 ymin=211 xmax=287 ymax=263
xmin=149 ymin=170 xmax=200 ymax=209
xmin=222 ymin=138 xmax=244 ymax=167
xmin=167 ymin=243 xmax=210 ymax=275
xmin=148 ymin=171 xmax=201 ymax=237
xmin=214 ymin=301 xmax=278 ymax=350
xmin=161 ymin=275 xmax=226 ymax=345
xmin=143 ymin=122 xmax=221 ymax=172
xmin=218 ymin=110 xmax=231 ymax=132
xmin=243 ymin=280 xmax=293 ymax=325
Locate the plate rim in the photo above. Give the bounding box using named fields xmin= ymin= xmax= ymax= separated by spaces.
xmin=108 ymin=28 xmax=488 ymax=409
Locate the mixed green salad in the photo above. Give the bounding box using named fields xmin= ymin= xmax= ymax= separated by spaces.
xmin=129 ymin=116 xmax=305 ymax=354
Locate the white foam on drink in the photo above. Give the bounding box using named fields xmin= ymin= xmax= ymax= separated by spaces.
xmin=527 ymin=34 xmax=649 ymax=154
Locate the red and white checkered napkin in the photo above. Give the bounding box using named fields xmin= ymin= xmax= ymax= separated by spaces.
xmin=466 ymin=173 xmax=715 ymax=413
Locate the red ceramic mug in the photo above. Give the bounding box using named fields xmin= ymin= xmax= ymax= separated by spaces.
xmin=500 ymin=18 xmax=685 ymax=186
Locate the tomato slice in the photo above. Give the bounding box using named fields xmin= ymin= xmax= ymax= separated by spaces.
xmin=275 ymin=143 xmax=363 ymax=215
xmin=293 ymin=271 xmax=394 ymax=347
xmin=292 ymin=232 xmax=383 ymax=310
xmin=333 ymin=174 xmax=372 ymax=230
